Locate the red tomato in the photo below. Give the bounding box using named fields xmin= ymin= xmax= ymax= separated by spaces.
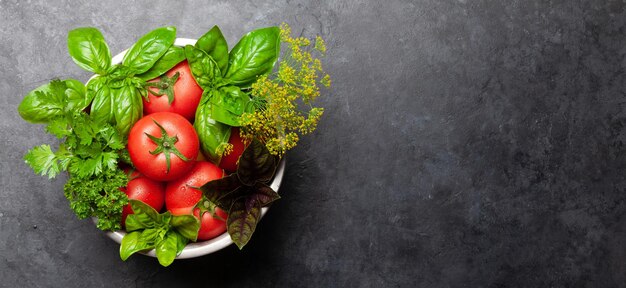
xmin=219 ymin=127 xmax=248 ymax=173
xmin=128 ymin=112 xmax=199 ymax=181
xmin=194 ymin=207 xmax=229 ymax=241
xmin=120 ymin=170 xmax=165 ymax=226
xmin=165 ymin=161 xmax=228 ymax=240
xmin=143 ymin=61 xmax=203 ymax=121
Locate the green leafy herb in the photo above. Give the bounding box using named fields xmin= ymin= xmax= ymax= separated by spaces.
xmin=68 ymin=26 xmax=179 ymax=136
xmin=64 ymin=167 xmax=128 ymax=231
xmin=209 ymin=86 xmax=255 ymax=127
xmin=122 ymin=26 xmax=177 ymax=74
xmin=195 ymin=25 xmax=229 ymax=74
xmin=18 ymin=79 xmax=89 ymax=124
xmin=224 ymin=26 xmax=280 ymax=88
xmin=193 ymin=98 xmax=232 ymax=163
xmin=19 ymin=77 xmax=130 ymax=230
xmin=200 ymin=139 xmax=280 ymax=249
xmin=112 ymin=83 xmax=144 ymax=136
xmin=185 ymin=45 xmax=222 ymax=90
xmin=120 ymin=200 xmax=200 ymax=267
xmin=136 ymin=45 xmax=185 ymax=81
xmin=67 ymin=27 xmax=111 ymax=74
xmin=187 ymin=27 xmax=279 ymax=162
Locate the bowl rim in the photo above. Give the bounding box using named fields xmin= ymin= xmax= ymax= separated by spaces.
xmin=98 ymin=38 xmax=286 ymax=258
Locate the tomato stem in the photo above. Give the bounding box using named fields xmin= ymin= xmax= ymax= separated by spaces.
xmin=144 ymin=119 xmax=190 ymax=174
xmin=144 ymin=72 xmax=180 ymax=104
xmin=188 ymin=185 xmax=225 ymax=221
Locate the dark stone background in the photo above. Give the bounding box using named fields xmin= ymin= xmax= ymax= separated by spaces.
xmin=1 ymin=0 xmax=625 ymax=287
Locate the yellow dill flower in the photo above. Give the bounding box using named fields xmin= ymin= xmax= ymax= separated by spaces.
xmin=241 ymin=23 xmax=331 ymax=156
xmin=321 ymin=74 xmax=331 ymax=87
xmin=314 ymin=36 xmax=326 ymax=54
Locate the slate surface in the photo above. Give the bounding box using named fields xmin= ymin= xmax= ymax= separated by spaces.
xmin=1 ymin=0 xmax=626 ymax=287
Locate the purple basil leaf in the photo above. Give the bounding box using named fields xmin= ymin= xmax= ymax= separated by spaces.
xmin=200 ymin=174 xmax=245 ymax=210
xmin=236 ymin=139 xmax=278 ymax=186
xmin=227 ymin=197 xmax=261 ymax=249
xmin=251 ymin=182 xmax=280 ymax=207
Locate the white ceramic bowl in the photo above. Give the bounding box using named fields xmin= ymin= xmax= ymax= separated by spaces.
xmin=98 ymin=38 xmax=286 ymax=258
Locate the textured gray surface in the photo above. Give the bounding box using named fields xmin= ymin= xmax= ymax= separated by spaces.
xmin=1 ymin=0 xmax=626 ymax=287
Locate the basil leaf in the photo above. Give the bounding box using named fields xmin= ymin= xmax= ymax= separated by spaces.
xmin=209 ymin=86 xmax=254 ymax=126
xmin=237 ymin=139 xmax=278 ymax=185
xmin=200 ymin=174 xmax=244 ymax=210
xmin=139 ymin=228 xmax=161 ymax=247
xmin=120 ymin=202 xmax=192 ymax=266
xmin=125 ymin=215 xmax=151 ymax=232
xmin=67 ymin=27 xmax=111 ymax=74
xmin=185 ymin=45 xmax=222 ymax=90
xmin=123 ymin=26 xmax=176 ymax=74
xmin=227 ymin=197 xmax=262 ymax=249
xmin=170 ymin=214 xmax=200 ymax=241
xmin=18 ymin=79 xmax=88 ymax=123
xmin=209 ymin=182 xmax=278 ymax=216
xmin=89 ymin=79 xmax=115 ymax=125
xmin=129 ymin=199 xmax=160 ymax=221
xmin=174 ymin=231 xmax=188 ymax=254
xmin=224 ymin=27 xmax=280 ymax=87
xmin=194 ymin=97 xmax=231 ymax=163
xmin=155 ymin=231 xmax=179 ymax=267
xmin=252 ymin=182 xmax=281 ymax=206
xmin=120 ymin=231 xmax=155 ymax=261
xmin=195 ymin=25 xmax=229 ymax=74
xmin=112 ymin=84 xmax=143 ymax=136
xmin=157 ymin=211 xmax=172 ymax=226
xmin=137 ymin=46 xmax=185 ymax=81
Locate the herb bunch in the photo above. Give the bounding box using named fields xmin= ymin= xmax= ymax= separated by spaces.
xmin=240 ymin=23 xmax=331 ymax=155
xmin=20 ymin=80 xmax=129 ymax=230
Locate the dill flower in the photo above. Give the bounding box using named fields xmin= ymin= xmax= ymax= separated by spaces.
xmin=240 ymin=23 xmax=331 ymax=156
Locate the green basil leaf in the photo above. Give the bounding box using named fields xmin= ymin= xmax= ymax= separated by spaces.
xmin=156 ymin=211 xmax=172 ymax=226
xmin=137 ymin=46 xmax=185 ymax=81
xmin=185 ymin=45 xmax=222 ymax=90
xmin=224 ymin=27 xmax=280 ymax=87
xmin=105 ymin=65 xmax=136 ymax=85
xmin=89 ymin=79 xmax=115 ymax=125
xmin=18 ymin=79 xmax=86 ymax=123
xmin=195 ymin=25 xmax=229 ymax=74
xmin=200 ymin=174 xmax=243 ymax=210
xmin=139 ymin=228 xmax=161 ymax=246
xmin=67 ymin=27 xmax=111 ymax=74
xmin=125 ymin=214 xmax=152 ymax=232
xmin=209 ymin=86 xmax=253 ymax=126
xmin=129 ymin=199 xmax=160 ymax=222
xmin=227 ymin=197 xmax=262 ymax=249
xmin=155 ymin=231 xmax=179 ymax=267
xmin=112 ymin=84 xmax=143 ymax=136
xmin=123 ymin=26 xmax=176 ymax=74
xmin=120 ymin=231 xmax=155 ymax=261
xmin=174 ymin=231 xmax=188 ymax=254
xmin=237 ymin=139 xmax=278 ymax=185
xmin=194 ymin=97 xmax=231 ymax=163
xmin=170 ymin=214 xmax=200 ymax=241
